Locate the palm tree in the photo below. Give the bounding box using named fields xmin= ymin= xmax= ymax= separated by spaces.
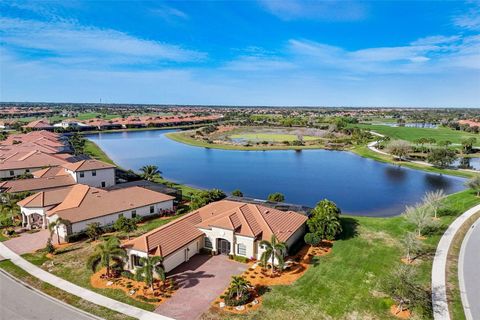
xmin=260 ymin=235 xmax=287 ymax=275
xmin=87 ymin=237 xmax=127 ymax=278
xmin=465 ymin=175 xmax=480 ymax=197
xmin=48 ymin=218 xmax=70 ymax=245
xmin=134 ymin=255 xmax=165 ymax=293
xmin=228 ymin=276 xmax=251 ymax=300
xmin=140 ymin=165 xmax=162 ymax=182
xmin=1 ymin=193 xmax=20 ymax=224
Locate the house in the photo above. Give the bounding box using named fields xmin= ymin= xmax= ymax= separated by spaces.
xmin=0 ymin=150 xmax=69 ymax=178
xmin=53 ymin=119 xmax=94 ymax=130
xmin=22 ymin=118 xmax=54 ymax=131
xmin=123 ymin=200 xmax=307 ymax=273
xmin=17 ymin=184 xmax=175 ymax=235
xmin=62 ymin=159 xmax=116 ymax=188
xmin=0 ymin=159 xmax=115 ymax=193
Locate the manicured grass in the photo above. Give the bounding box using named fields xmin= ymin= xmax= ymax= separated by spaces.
xmin=0 ymin=260 xmax=134 ymax=320
xmin=76 ymin=112 xmax=119 ymax=120
xmin=229 ymin=133 xmax=319 ymax=142
xmin=84 ymin=140 xmax=115 ymax=165
xmin=353 ymin=124 xmax=480 ymax=147
xmin=166 ymin=131 xmax=326 ymax=151
xmin=351 ymin=145 xmax=475 ymax=178
xmin=206 ymin=190 xmax=480 ymax=320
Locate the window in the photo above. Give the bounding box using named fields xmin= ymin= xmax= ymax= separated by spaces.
xmin=9 ymin=171 xmax=14 ymax=176
xmin=118 ymin=213 xmax=123 ymax=218
xmin=101 ymin=181 xmax=106 ymax=188
xmin=150 ymin=206 xmax=154 ymax=214
xmin=132 ymin=255 xmax=142 ymax=267
xmin=25 ymin=169 xmax=30 ymax=173
xmin=204 ymin=237 xmax=213 ymax=249
xmin=92 ymin=170 xmax=97 ymax=176
xmin=79 ymin=172 xmax=84 ymax=178
xmin=237 ymin=243 xmax=247 ymax=256
xmin=131 ymin=210 xmax=137 ymax=218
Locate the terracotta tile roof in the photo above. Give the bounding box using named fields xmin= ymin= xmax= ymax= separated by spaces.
xmin=123 ymin=200 xmax=307 ymax=258
xmin=46 ymin=186 xmax=174 ymax=223
xmin=22 ymin=118 xmax=54 ymax=129
xmin=33 ymin=166 xmax=68 ymax=178
xmin=0 ymin=175 xmax=76 ymax=193
xmin=0 ymin=150 xmax=69 ymax=171
xmin=62 ymin=159 xmax=116 ymax=172
xmin=17 ymin=186 xmax=73 ymax=208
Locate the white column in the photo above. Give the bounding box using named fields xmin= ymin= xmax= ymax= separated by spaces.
xmin=42 ymin=214 xmax=47 ymax=229
xmin=26 ymin=214 xmax=31 ymax=229
xmin=21 ymin=212 xmax=26 ymax=227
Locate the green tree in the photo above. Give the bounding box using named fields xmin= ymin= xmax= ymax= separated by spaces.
xmin=190 ymin=189 xmax=226 ymax=210
xmin=422 ymin=190 xmax=445 ymax=219
xmin=386 ymin=140 xmax=412 ymax=161
xmin=465 ymin=175 xmax=480 ymax=196
xmin=402 ymin=204 xmax=434 ymax=237
xmin=306 ymin=199 xmax=342 ymax=241
xmin=231 ymin=189 xmax=243 ymax=197
xmin=140 ymin=165 xmax=162 ymax=182
xmin=383 ymin=265 xmax=432 ymax=316
xmin=113 ymin=216 xmax=137 ymax=239
xmin=86 ymin=237 xmax=127 ymax=278
xmin=134 ymin=256 xmax=165 ymax=293
xmin=461 ymin=137 xmax=477 ymax=154
xmin=427 ymin=148 xmax=457 ymax=168
xmin=259 ymin=234 xmax=287 ymax=275
xmin=48 ymin=218 xmax=70 ymax=245
xmin=85 ymin=222 xmax=103 ymax=240
xmin=304 ymin=232 xmax=321 ymax=246
xmin=267 ymin=192 xmax=285 ymax=202
xmin=401 ymin=232 xmax=423 ymax=263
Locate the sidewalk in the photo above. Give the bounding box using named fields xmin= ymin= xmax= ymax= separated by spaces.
xmin=431 ymin=203 xmax=480 ymax=320
xmin=0 ymin=243 xmax=173 ymax=320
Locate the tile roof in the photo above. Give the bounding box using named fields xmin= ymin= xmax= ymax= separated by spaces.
xmin=17 ymin=186 xmax=73 ymax=208
xmin=123 ymin=200 xmax=307 ymax=258
xmin=0 ymin=150 xmax=69 ymax=171
xmin=0 ymin=175 xmax=75 ymax=193
xmin=62 ymin=159 xmax=116 ymax=172
xmin=45 ymin=186 xmax=174 ymax=223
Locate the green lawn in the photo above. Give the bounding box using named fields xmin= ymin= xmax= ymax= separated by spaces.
xmin=351 ymin=145 xmax=475 ymax=179
xmin=0 ymin=260 xmax=134 ymax=320
xmin=353 ymin=124 xmax=480 ymax=147
xmin=229 ymin=133 xmax=319 ymax=142
xmin=84 ymin=140 xmax=115 ymax=165
xmin=166 ymin=131 xmax=326 ymax=151
xmin=206 ymin=190 xmax=480 ymax=320
xmin=76 ymin=112 xmax=119 ymax=120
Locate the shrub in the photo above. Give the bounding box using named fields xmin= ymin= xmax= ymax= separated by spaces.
xmin=304 ymin=233 xmax=321 ymax=246
xmin=65 ymin=231 xmax=87 ymax=243
xmin=45 ymin=238 xmax=55 ymax=254
xmin=230 ymin=255 xmax=249 ymax=263
xmin=199 ymin=247 xmax=213 ymax=255
xmin=224 ymin=291 xmax=251 ymax=307
xmin=267 ymin=192 xmax=285 ymax=202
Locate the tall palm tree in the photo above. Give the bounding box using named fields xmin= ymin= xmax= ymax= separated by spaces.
xmin=48 ymin=218 xmax=70 ymax=245
xmin=140 ymin=165 xmax=162 ymax=182
xmin=1 ymin=193 xmax=20 ymax=224
xmin=87 ymin=237 xmax=127 ymax=278
xmin=260 ymin=234 xmax=287 ymax=275
xmin=134 ymin=255 xmax=165 ymax=293
xmin=228 ymin=276 xmax=251 ymax=300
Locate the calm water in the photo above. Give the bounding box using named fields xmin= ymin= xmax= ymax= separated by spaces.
xmin=87 ymin=130 xmax=466 ymax=217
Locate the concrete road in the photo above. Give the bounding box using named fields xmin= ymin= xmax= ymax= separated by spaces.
xmin=0 ymin=271 xmax=95 ymax=320
xmin=460 ymin=219 xmax=480 ymax=320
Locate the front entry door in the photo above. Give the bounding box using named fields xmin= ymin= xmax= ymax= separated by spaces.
xmin=218 ymin=239 xmax=230 ymax=255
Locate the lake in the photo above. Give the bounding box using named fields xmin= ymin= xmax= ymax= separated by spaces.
xmin=86 ymin=130 xmax=466 ymax=217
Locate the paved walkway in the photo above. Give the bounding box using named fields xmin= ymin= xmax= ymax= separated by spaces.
xmin=459 ymin=217 xmax=480 ymax=320
xmin=0 ymin=270 xmax=97 ymax=320
xmin=431 ymin=203 xmax=480 ymax=320
xmin=155 ymin=254 xmax=248 ymax=320
xmin=0 ymin=243 xmax=173 ymax=320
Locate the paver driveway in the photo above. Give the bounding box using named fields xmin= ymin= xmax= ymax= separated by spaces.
xmin=3 ymin=229 xmax=58 ymax=255
xmin=155 ymin=254 xmax=248 ymax=320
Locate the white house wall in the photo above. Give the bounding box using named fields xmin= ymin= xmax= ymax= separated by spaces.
xmin=0 ymin=167 xmax=44 ymax=179
xmin=48 ymin=200 xmax=173 ymax=236
xmin=66 ymin=168 xmax=115 ymax=188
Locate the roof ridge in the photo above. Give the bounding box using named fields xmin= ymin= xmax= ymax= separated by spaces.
xmin=237 ymin=204 xmax=256 ymax=237
xmin=251 ymin=204 xmax=274 ymax=237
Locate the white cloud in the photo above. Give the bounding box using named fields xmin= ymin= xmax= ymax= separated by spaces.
xmin=258 ymin=0 xmax=367 ymax=21
xmin=453 ymin=1 xmax=480 ymax=30
xmin=0 ymin=17 xmax=206 ymax=65
xmin=150 ymin=4 xmax=189 ymax=21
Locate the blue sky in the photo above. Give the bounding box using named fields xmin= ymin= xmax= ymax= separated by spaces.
xmin=0 ymin=0 xmax=479 ymax=107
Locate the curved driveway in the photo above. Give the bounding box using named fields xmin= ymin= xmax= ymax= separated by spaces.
xmin=0 ymin=271 xmax=95 ymax=320
xmin=460 ymin=218 xmax=480 ymax=320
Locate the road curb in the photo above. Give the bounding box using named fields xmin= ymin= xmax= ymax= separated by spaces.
xmin=0 ymin=268 xmax=103 ymax=320
xmin=458 ymin=217 xmax=480 ymax=320
xmin=432 ymin=203 xmax=480 ymax=320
